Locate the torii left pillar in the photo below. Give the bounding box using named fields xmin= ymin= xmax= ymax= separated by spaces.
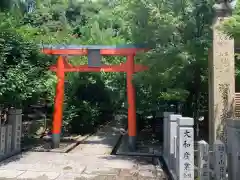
xmin=127 ymin=54 xmax=137 ymax=151
xmin=52 ymin=56 xmax=65 ymax=148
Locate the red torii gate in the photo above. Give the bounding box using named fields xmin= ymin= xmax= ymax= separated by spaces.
xmin=42 ymin=45 xmax=150 ymax=151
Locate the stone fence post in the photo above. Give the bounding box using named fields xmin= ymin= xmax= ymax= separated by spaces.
xmin=226 ymin=118 xmax=240 ymax=180
xmin=168 ymin=114 xmax=182 ymax=170
xmin=197 ymin=140 xmax=210 ymax=180
xmin=8 ymin=108 xmax=22 ymax=152
xmin=0 ymin=125 xmax=6 ymax=157
xmin=176 ymin=117 xmax=194 ymax=180
xmin=163 ymin=111 xmax=174 ymax=163
xmin=214 ymin=140 xmax=226 ymax=180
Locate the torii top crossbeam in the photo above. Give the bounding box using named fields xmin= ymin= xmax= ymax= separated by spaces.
xmin=42 ymin=44 xmax=149 ymax=56
xmin=42 ymin=44 xmax=150 ymax=72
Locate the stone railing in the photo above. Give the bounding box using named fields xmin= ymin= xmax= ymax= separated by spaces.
xmin=0 ymin=108 xmax=22 ymax=161
xmin=163 ymin=112 xmax=240 ymax=180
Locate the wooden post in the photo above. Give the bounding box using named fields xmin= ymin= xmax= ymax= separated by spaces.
xmin=126 ymin=54 xmax=136 ymax=151
xmin=52 ymin=56 xmax=65 ymax=148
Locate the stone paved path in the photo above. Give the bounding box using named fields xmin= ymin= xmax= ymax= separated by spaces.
xmin=69 ymin=119 xmax=123 ymax=155
xmin=0 ymin=119 xmax=166 ymax=180
xmin=0 ymin=153 xmax=165 ymax=180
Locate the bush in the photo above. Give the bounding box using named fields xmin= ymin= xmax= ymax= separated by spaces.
xmin=0 ymin=20 xmax=53 ymax=108
xmin=63 ymin=73 xmax=114 ymax=134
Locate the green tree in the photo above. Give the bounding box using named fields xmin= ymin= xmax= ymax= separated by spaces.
xmin=114 ymin=0 xmax=214 ymax=120
xmin=0 ymin=15 xmax=54 ymax=108
xmin=220 ymin=1 xmax=240 ymax=90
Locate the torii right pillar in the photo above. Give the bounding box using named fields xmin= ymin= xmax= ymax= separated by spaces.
xmin=208 ymin=8 xmax=235 ymax=145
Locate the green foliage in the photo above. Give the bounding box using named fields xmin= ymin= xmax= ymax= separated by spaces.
xmin=219 ymin=1 xmax=240 ymax=90
xmin=114 ymin=0 xmax=213 ymax=117
xmin=64 ymin=73 xmax=113 ymax=134
xmin=0 ymin=15 xmax=54 ymax=107
xmin=220 ymin=1 xmax=240 ymax=39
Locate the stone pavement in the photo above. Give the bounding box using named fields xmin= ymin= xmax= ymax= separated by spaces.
xmin=0 ymin=152 xmax=165 ymax=179
xmin=0 ymin=119 xmax=166 ymax=180
xmin=69 ymin=119 xmax=124 ymax=155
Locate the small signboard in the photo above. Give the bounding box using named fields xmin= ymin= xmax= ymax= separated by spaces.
xmin=88 ymin=49 xmax=101 ymax=67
